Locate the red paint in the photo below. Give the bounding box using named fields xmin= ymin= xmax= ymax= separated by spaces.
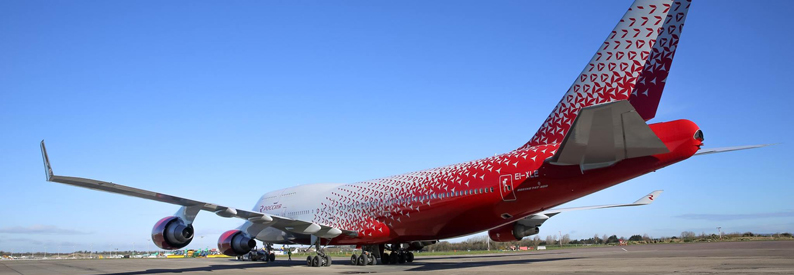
xmin=217 ymin=230 xmax=244 ymax=256
xmin=488 ymin=224 xmax=520 ymax=242
xmin=520 ymin=0 xmax=691 ymax=149
xmin=151 ymin=216 xmax=181 ymax=250
xmin=309 ymin=119 xmax=702 ymax=245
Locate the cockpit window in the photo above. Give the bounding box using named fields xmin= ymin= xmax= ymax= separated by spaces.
xmin=694 ymin=130 xmax=704 ymax=141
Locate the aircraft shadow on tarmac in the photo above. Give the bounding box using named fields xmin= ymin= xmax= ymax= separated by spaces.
xmin=102 ymin=262 xmax=279 ymax=275
xmin=419 ymin=251 xmax=571 ymax=261
xmin=99 ymin=257 xmax=579 ymax=275
xmin=403 ymin=257 xmax=579 ymax=272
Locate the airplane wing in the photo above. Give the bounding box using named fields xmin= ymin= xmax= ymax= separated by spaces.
xmin=694 ymin=144 xmax=775 ymax=156
xmin=510 ymin=190 xmax=662 ymax=230
xmin=539 ymin=190 xmax=662 ymax=217
xmin=39 ymin=140 xmax=353 ymax=239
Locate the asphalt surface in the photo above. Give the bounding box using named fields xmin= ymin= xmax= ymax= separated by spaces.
xmin=2 ymin=241 xmax=793 ymax=274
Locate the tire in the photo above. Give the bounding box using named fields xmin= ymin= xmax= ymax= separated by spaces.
xmin=324 ymin=255 xmax=332 ymax=267
xmin=398 ymin=253 xmax=406 ymax=264
xmin=269 ymin=253 xmax=275 ymax=262
xmin=390 ymin=252 xmax=399 ymax=264
xmin=357 ymin=254 xmax=367 ymax=266
xmin=312 ymin=255 xmax=320 ymax=267
xmin=307 ymin=256 xmax=313 ymax=267
xmin=350 ymin=254 xmax=357 ymax=265
xmin=407 ymin=252 xmax=414 ymax=263
xmin=382 ymin=253 xmax=390 ymax=265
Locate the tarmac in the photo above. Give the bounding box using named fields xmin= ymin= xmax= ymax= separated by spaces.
xmin=2 ymin=241 xmax=793 ymax=275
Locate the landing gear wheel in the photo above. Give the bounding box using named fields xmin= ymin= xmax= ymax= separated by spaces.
xmin=307 ymin=256 xmax=313 ymax=266
xmin=367 ymin=254 xmax=375 ymax=265
xmin=323 ymin=255 xmax=332 ymax=266
xmin=357 ymin=254 xmax=367 ymax=266
xmin=269 ymin=253 xmax=275 ymax=262
xmin=407 ymin=252 xmax=414 ymax=263
xmin=390 ymin=252 xmax=399 ymax=264
xmin=312 ymin=255 xmax=320 ymax=267
xmin=398 ymin=253 xmax=406 ymax=264
xmin=350 ymin=254 xmax=357 ymax=265
xmin=382 ymin=252 xmax=390 ymax=264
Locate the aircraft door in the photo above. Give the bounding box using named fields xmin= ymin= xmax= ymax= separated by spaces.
xmin=499 ymin=175 xmax=517 ymax=201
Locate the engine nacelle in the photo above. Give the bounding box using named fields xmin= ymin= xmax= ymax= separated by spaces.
xmin=407 ymin=240 xmax=437 ymax=251
xmin=151 ymin=216 xmax=194 ymax=250
xmin=217 ymin=230 xmax=256 ymax=256
xmin=488 ymin=222 xmax=540 ymax=242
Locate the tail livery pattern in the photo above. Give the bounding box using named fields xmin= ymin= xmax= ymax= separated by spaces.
xmin=521 ymin=0 xmax=691 ymax=149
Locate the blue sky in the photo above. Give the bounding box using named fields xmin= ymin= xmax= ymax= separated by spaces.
xmin=1 ymin=0 xmax=793 ymax=253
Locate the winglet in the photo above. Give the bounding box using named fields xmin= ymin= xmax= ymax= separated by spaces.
xmin=40 ymin=140 xmax=54 ymax=181
xmin=633 ymin=190 xmax=663 ymax=205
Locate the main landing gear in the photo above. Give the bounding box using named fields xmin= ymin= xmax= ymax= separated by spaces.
xmin=382 ymin=244 xmax=414 ymax=265
xmin=350 ymin=252 xmax=376 ymax=266
xmin=306 ymin=236 xmax=331 ymax=267
xmin=350 ymin=244 xmax=380 ymax=266
xmin=263 ymin=243 xmax=276 ymax=262
xmin=350 ymin=244 xmax=414 ymax=266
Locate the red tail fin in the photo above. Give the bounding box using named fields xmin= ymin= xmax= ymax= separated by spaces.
xmin=520 ymin=0 xmax=691 ymax=149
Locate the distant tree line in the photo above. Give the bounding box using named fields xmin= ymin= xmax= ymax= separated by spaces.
xmin=422 ymin=231 xmax=793 ymax=252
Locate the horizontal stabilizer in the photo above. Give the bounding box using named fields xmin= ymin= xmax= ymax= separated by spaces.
xmin=548 ymin=100 xmax=669 ymax=171
xmin=695 ymin=144 xmax=775 ymax=156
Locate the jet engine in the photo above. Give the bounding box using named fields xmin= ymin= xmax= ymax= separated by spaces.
xmin=488 ymin=222 xmax=540 ymax=242
xmin=406 ymin=240 xmax=437 ymax=251
xmin=151 ymin=216 xmax=194 ymax=250
xmin=217 ymin=230 xmax=256 ymax=256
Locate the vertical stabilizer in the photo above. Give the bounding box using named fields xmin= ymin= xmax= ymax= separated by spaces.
xmin=520 ymin=0 xmax=690 ymax=149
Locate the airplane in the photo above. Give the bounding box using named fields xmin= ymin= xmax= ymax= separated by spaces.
xmin=38 ymin=0 xmax=771 ymax=268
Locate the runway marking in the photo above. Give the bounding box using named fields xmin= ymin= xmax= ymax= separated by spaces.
xmin=621 ymin=248 xmax=628 ymax=252
xmin=0 ymin=262 xmax=24 ymax=275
